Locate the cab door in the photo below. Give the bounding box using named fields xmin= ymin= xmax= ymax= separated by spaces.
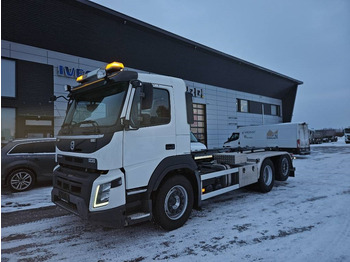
xmin=123 ymin=84 xmax=176 ymax=190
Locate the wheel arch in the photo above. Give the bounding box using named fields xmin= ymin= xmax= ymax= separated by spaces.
xmin=147 ymin=155 xmax=201 ymax=209
xmin=4 ymin=164 xmax=38 ymax=186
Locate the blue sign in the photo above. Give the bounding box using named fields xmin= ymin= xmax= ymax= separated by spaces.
xmin=57 ymin=65 xmax=90 ymax=78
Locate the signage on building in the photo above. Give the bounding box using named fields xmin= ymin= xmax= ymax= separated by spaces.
xmin=57 ymin=65 xmax=90 ymax=78
xmin=187 ymin=86 xmax=204 ymax=98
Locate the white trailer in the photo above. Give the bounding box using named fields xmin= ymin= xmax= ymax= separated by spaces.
xmin=51 ymin=62 xmax=295 ymax=230
xmin=224 ymin=123 xmax=310 ymax=154
xmin=344 ymin=128 xmax=350 ymax=144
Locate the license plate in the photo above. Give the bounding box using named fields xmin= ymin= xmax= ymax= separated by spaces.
xmin=58 ymin=190 xmax=70 ymax=203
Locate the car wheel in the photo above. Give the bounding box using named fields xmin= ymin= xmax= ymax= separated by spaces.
xmin=7 ymin=169 xmax=35 ymax=192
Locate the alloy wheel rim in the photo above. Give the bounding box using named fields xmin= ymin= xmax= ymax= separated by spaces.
xmin=10 ymin=171 xmax=32 ymax=190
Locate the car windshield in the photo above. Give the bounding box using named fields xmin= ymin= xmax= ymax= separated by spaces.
xmin=345 ymin=128 xmax=350 ymax=133
xmin=62 ymin=82 xmax=128 ymax=134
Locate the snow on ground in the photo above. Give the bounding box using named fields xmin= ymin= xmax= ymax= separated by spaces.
xmin=1 ymin=140 xmax=350 ymax=262
xmin=1 ymin=187 xmax=53 ymax=213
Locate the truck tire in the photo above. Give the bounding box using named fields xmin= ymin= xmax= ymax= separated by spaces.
xmin=7 ymin=168 xmax=35 ymax=192
xmin=276 ymin=155 xmax=291 ymax=181
xmin=153 ymin=175 xmax=194 ymax=230
xmin=258 ymin=159 xmax=275 ymax=193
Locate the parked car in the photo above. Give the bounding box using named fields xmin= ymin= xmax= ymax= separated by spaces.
xmin=1 ymin=138 xmax=56 ymax=192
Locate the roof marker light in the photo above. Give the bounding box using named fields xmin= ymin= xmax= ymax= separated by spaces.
xmin=105 ymin=61 xmax=124 ymax=72
xmin=76 ymin=75 xmax=84 ymax=83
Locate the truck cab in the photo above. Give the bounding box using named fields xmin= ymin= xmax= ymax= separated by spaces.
xmin=52 ymin=62 xmax=197 ymax=228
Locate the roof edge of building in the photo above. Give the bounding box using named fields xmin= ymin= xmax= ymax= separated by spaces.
xmin=79 ymin=0 xmax=303 ymax=86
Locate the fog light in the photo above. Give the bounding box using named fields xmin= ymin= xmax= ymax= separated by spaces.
xmin=93 ymin=182 xmax=111 ymax=208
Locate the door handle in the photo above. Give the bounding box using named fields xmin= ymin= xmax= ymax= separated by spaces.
xmin=165 ymin=144 xmax=175 ymax=150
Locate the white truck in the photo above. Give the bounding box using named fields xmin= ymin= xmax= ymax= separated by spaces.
xmin=51 ymin=62 xmax=295 ymax=230
xmin=224 ymin=123 xmax=310 ymax=154
xmin=344 ymin=128 xmax=350 ymax=144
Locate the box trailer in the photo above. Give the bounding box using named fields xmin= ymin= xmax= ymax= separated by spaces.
xmin=224 ymin=123 xmax=310 ymax=154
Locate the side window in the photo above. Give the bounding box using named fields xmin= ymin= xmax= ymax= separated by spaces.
xmin=140 ymin=88 xmax=170 ymax=127
xmin=34 ymin=142 xmax=55 ymax=153
xmin=9 ymin=143 xmax=35 ymax=154
xmin=9 ymin=141 xmax=55 ymax=154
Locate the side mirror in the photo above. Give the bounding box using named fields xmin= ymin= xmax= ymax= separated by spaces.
xmin=185 ymin=92 xmax=194 ymax=124
xmin=141 ymin=83 xmax=153 ymax=110
xmin=49 ymin=95 xmax=57 ymax=102
xmin=49 ymin=95 xmax=69 ymax=103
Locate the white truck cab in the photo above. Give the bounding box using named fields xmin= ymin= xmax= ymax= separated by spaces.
xmin=52 ymin=62 xmax=295 ymax=230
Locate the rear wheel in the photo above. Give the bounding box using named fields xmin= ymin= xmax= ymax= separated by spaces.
xmin=276 ymin=155 xmax=292 ymax=181
xmin=154 ymin=175 xmax=193 ymax=231
xmin=7 ymin=169 xmax=35 ymax=192
xmin=258 ymin=159 xmax=275 ymax=193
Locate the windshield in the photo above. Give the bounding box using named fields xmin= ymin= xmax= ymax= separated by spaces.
xmin=345 ymin=128 xmax=350 ymax=133
xmin=190 ymin=132 xmax=199 ymax=142
xmin=226 ymin=132 xmax=240 ymax=142
xmin=61 ymin=82 xmax=129 ymax=135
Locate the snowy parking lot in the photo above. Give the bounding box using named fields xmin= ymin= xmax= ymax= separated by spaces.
xmin=2 ymin=140 xmax=350 ymax=262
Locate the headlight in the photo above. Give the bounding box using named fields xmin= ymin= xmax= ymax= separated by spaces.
xmin=93 ymin=182 xmax=111 ymax=208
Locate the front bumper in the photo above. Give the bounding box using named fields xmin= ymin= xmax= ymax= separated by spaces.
xmin=51 ymin=166 xmax=126 ymax=227
xmin=298 ymin=147 xmax=310 ymax=155
xmin=52 ymin=187 xmax=126 ymax=227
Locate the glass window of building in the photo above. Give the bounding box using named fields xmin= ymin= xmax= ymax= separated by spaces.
xmin=1 ymin=108 xmax=16 ymax=142
xmin=238 ymin=99 xmax=249 ymax=113
xmin=190 ymin=103 xmax=207 ymax=145
xmin=271 ymin=105 xmax=279 ymax=116
xmin=1 ymin=59 xmax=16 ymax=97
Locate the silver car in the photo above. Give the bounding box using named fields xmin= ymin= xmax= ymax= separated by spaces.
xmin=1 ymin=138 xmax=56 ymax=192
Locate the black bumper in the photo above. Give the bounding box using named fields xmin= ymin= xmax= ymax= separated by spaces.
xmin=298 ymin=147 xmax=310 ymax=155
xmin=51 ymin=166 xmax=126 ymax=228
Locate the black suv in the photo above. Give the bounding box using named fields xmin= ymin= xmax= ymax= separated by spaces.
xmin=1 ymin=138 xmax=56 ymax=192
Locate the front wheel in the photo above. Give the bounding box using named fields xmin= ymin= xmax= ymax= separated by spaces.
xmin=258 ymin=159 xmax=275 ymax=193
xmin=154 ymin=175 xmax=194 ymax=231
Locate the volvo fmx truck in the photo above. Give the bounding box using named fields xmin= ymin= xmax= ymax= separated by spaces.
xmin=52 ymin=62 xmax=295 ymax=230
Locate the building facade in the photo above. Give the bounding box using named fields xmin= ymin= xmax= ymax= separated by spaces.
xmin=1 ymin=0 xmax=302 ymax=149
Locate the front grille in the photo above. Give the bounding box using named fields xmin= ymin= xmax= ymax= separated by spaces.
xmin=56 ymin=177 xmax=82 ymax=195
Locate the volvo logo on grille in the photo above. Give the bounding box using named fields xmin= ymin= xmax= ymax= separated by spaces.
xmin=70 ymin=141 xmax=75 ymax=151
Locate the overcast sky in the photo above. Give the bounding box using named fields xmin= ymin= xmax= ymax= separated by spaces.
xmin=91 ymin=0 xmax=350 ymax=129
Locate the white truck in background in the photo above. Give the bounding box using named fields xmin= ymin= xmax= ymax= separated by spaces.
xmin=190 ymin=132 xmax=207 ymax=151
xmin=51 ymin=62 xmax=295 ymax=231
xmin=344 ymin=128 xmax=350 ymax=144
xmin=224 ymin=123 xmax=310 ymax=154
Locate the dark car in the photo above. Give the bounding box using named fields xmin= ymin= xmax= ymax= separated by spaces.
xmin=1 ymin=138 xmax=56 ymax=192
